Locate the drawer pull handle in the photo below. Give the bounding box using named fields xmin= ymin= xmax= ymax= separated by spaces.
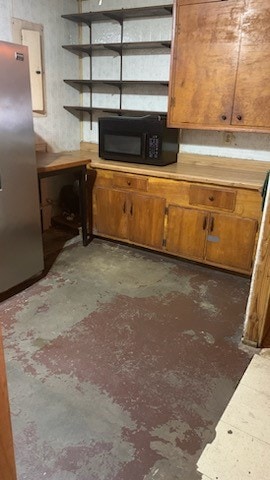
xmin=210 ymin=217 xmax=214 ymax=232
xmin=237 ymin=115 xmax=242 ymax=121
xmin=127 ymin=180 xmax=131 ymax=186
xmin=203 ymin=216 xmax=207 ymax=230
xmin=209 ymin=196 xmax=214 ymax=202
xmin=221 ymin=115 xmax=227 ymax=121
xmin=130 ymin=204 xmax=133 ymax=215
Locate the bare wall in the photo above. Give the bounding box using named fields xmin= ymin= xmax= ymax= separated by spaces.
xmin=0 ymin=0 xmax=80 ymax=152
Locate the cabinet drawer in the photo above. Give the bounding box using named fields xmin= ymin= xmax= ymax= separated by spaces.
xmin=112 ymin=173 xmax=148 ymax=191
xmin=189 ymin=185 xmax=236 ymax=211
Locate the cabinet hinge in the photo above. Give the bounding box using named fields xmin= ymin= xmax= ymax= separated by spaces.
xmin=162 ymin=239 xmax=167 ymax=247
xmin=164 ymin=206 xmax=169 ymax=215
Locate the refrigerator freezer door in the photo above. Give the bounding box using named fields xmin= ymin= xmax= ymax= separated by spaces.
xmin=0 ymin=41 xmax=44 ymax=293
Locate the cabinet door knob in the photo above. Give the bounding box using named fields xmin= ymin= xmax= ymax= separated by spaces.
xmin=237 ymin=115 xmax=242 ymax=121
xmin=221 ymin=115 xmax=227 ymax=121
xmin=209 ymin=195 xmax=214 ymax=202
xmin=127 ymin=180 xmax=131 ymax=186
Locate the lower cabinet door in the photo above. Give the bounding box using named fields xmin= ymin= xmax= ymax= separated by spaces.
xmin=205 ymin=213 xmax=258 ymax=272
xmin=166 ymin=206 xmax=207 ymax=260
xmin=128 ymin=193 xmax=166 ymax=249
xmin=94 ymin=187 xmax=128 ymax=239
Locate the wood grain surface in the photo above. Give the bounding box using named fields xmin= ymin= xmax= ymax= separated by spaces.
xmin=0 ymin=326 xmax=17 ymax=480
xmin=36 ymin=151 xmax=91 ymax=173
xmin=244 ymin=180 xmax=270 ymax=345
xmin=88 ymin=151 xmax=268 ymax=190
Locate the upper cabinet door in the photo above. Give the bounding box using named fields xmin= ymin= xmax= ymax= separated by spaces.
xmin=168 ymin=0 xmax=245 ymax=128
xmin=232 ymin=0 xmax=270 ymax=128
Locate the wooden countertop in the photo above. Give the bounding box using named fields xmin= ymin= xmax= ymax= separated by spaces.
xmin=36 ymin=151 xmax=92 ymax=174
xmin=36 ymin=146 xmax=269 ymax=190
xmin=87 ymin=150 xmax=269 ymax=190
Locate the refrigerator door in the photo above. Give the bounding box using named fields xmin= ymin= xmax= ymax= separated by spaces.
xmin=0 ymin=41 xmax=44 ymax=293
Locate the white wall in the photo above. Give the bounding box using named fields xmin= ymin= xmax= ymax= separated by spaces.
xmin=80 ymin=0 xmax=172 ymax=145
xmin=0 ymin=0 xmax=80 ymax=152
xmin=180 ymin=130 xmax=270 ymax=162
xmin=79 ymin=0 xmax=270 ymax=162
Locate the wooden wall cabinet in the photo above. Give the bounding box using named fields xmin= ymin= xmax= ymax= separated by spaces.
xmin=92 ymin=168 xmax=261 ymax=274
xmin=168 ymin=0 xmax=270 ymax=132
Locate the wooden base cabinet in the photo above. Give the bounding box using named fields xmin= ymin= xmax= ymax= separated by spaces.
xmin=94 ymin=186 xmax=165 ymax=250
xmin=166 ymin=206 xmax=257 ymax=272
xmin=166 ymin=206 xmax=207 ymax=260
xmin=205 ymin=213 xmax=258 ymax=272
xmin=128 ymin=193 xmax=165 ymax=249
xmin=95 ymin=187 xmax=128 ymax=240
xmin=92 ymin=169 xmax=261 ymax=274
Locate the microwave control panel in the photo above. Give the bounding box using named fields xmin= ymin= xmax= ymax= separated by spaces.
xmin=148 ymin=135 xmax=160 ymax=159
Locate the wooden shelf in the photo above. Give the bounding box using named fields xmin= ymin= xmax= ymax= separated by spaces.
xmin=62 ymin=5 xmax=173 ymax=26
xmin=62 ymin=41 xmax=171 ymax=56
xmin=62 ymin=4 xmax=172 ymax=124
xmin=64 ymin=79 xmax=169 ymax=90
xmin=64 ymin=106 xmax=167 ymax=118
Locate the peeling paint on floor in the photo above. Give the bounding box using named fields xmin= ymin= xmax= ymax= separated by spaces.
xmin=0 ymin=239 xmax=255 ymax=480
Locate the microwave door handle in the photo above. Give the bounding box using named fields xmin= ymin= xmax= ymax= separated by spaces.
xmin=142 ymin=133 xmax=148 ymax=159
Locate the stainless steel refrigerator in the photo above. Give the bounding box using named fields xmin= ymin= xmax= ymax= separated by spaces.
xmin=0 ymin=41 xmax=44 ymax=293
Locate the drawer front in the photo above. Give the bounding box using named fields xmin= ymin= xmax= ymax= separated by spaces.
xmin=112 ymin=173 xmax=148 ymax=191
xmin=189 ymin=185 xmax=236 ymax=211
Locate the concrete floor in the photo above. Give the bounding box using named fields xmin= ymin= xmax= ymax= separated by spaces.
xmin=0 ymin=238 xmax=255 ymax=480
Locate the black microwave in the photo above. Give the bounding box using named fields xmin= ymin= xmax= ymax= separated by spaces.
xmin=98 ymin=115 xmax=179 ymax=166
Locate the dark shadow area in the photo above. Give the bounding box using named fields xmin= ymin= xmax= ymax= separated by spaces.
xmin=0 ymin=227 xmax=80 ymax=304
xmin=261 ymin=300 xmax=270 ymax=348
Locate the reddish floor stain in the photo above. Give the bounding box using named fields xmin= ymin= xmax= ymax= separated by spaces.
xmin=55 ymin=443 xmax=113 ymax=475
xmin=176 ymin=430 xmax=202 ymax=455
xmin=2 ymin=241 xmax=253 ymax=480
xmin=33 ymin=286 xmax=251 ymax=479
